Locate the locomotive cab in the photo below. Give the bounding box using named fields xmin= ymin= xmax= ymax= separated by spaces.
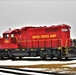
xmin=3 ymin=33 xmax=15 ymax=44
xmin=61 ymin=25 xmax=71 ymax=47
xmin=2 ymin=30 xmax=18 ymax=49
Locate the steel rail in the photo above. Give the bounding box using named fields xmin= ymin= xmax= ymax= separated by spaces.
xmin=0 ymin=69 xmax=30 ymax=75
xmin=0 ymin=66 xmax=68 ymax=75
xmin=0 ymin=57 xmax=76 ymax=61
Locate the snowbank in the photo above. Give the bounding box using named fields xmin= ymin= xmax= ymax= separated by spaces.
xmin=0 ymin=60 xmax=76 ymax=66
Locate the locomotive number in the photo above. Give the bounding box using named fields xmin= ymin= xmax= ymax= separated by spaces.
xmin=5 ymin=40 xmax=9 ymax=43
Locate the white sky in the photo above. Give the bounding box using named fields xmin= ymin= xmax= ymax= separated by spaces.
xmin=0 ymin=0 xmax=76 ymax=38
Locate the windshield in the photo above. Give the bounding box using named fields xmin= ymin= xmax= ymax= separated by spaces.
xmin=4 ymin=34 xmax=9 ymax=38
xmin=62 ymin=28 xmax=68 ymax=32
xmin=11 ymin=34 xmax=14 ymax=37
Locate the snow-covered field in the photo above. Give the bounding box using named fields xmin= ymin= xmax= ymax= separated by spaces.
xmin=0 ymin=60 xmax=76 ymax=75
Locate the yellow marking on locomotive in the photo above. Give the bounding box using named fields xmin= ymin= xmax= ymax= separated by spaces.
xmin=31 ymin=49 xmax=34 ymax=50
xmin=57 ymin=47 xmax=61 ymax=50
xmin=41 ymin=48 xmax=44 ymax=50
xmin=5 ymin=49 xmax=8 ymax=51
xmin=5 ymin=40 xmax=9 ymax=43
xmin=50 ymin=34 xmax=56 ymax=38
xmin=41 ymin=35 xmax=49 ymax=38
xmin=32 ymin=34 xmax=56 ymax=39
xmin=22 ymin=49 xmax=25 ymax=51
xmin=32 ymin=35 xmax=40 ymax=39
xmin=16 ymin=49 xmax=19 ymax=51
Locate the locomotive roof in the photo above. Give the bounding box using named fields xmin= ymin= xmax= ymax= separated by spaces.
xmin=3 ymin=29 xmax=20 ymax=34
xmin=3 ymin=24 xmax=70 ymax=34
xmin=3 ymin=30 xmax=13 ymax=34
xmin=26 ymin=24 xmax=71 ymax=30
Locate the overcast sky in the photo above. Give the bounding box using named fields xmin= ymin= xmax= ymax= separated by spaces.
xmin=0 ymin=0 xmax=76 ymax=38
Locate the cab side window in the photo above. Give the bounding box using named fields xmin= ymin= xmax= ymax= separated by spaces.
xmin=11 ymin=34 xmax=14 ymax=37
xmin=62 ymin=28 xmax=68 ymax=32
xmin=45 ymin=28 xmax=58 ymax=32
xmin=4 ymin=34 xmax=9 ymax=38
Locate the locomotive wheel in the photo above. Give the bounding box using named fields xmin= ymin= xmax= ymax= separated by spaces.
xmin=41 ymin=55 xmax=46 ymax=60
xmin=56 ymin=51 xmax=62 ymax=60
xmin=50 ymin=52 xmax=53 ymax=60
xmin=65 ymin=57 xmax=68 ymax=60
xmin=19 ymin=57 xmax=22 ymax=60
xmin=40 ymin=51 xmax=46 ymax=60
xmin=1 ymin=53 xmax=4 ymax=59
xmin=40 ymin=54 xmax=46 ymax=59
xmin=1 ymin=55 xmax=4 ymax=59
xmin=8 ymin=51 xmax=13 ymax=59
xmin=12 ymin=55 xmax=15 ymax=60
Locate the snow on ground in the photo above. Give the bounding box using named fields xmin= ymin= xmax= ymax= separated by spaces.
xmin=0 ymin=72 xmax=14 ymax=75
xmin=21 ymin=67 xmax=43 ymax=71
xmin=0 ymin=59 xmax=76 ymax=74
xmin=0 ymin=68 xmax=48 ymax=75
xmin=0 ymin=60 xmax=76 ymax=66
xmin=63 ymin=64 xmax=76 ymax=67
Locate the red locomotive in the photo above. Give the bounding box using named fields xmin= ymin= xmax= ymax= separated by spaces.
xmin=0 ymin=24 xmax=75 ymax=59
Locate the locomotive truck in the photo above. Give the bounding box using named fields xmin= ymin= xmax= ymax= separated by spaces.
xmin=0 ymin=24 xmax=76 ymax=60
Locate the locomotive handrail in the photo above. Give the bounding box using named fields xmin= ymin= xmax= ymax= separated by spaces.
xmin=14 ymin=36 xmax=62 ymax=42
xmin=65 ymin=39 xmax=71 ymax=48
xmin=14 ymin=36 xmax=63 ymax=48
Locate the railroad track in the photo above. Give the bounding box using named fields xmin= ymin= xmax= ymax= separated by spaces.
xmin=0 ymin=57 xmax=76 ymax=61
xmin=0 ymin=66 xmax=68 ymax=75
xmin=0 ymin=60 xmax=76 ymax=75
xmin=0 ymin=69 xmax=30 ymax=75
